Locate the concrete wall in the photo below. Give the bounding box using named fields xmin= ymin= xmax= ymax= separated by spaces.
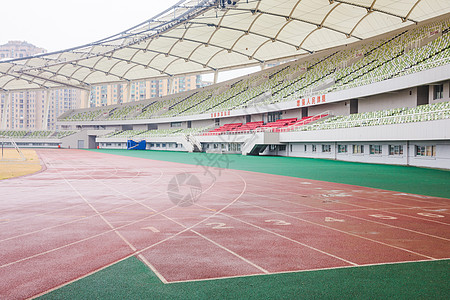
xmin=358 ymin=88 xmax=417 ymax=113
xmin=429 ymin=80 xmax=450 ymax=105
xmin=286 ymin=140 xmax=450 ymax=170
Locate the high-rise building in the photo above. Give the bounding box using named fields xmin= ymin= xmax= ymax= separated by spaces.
xmin=0 ymin=41 xmax=80 ymax=130
xmin=0 ymin=41 xmax=46 ymax=60
xmin=0 ymin=42 xmax=211 ymax=127
xmin=89 ymin=75 xmax=210 ymax=107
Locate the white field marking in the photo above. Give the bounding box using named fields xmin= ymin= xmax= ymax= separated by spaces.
xmin=393 ymin=193 xmax=429 ymax=199
xmin=425 ymin=208 xmax=449 ymax=212
xmin=193 ymin=205 xmax=357 ymax=266
xmin=369 ymin=214 xmax=398 ymax=220
xmin=143 ymin=226 xmax=160 ymax=233
xmin=325 ymin=217 xmax=345 ymax=222
xmin=56 ymin=175 xmax=139 ymax=252
xmin=130 ymin=168 xmax=248 ymax=259
xmin=0 ymin=199 xmax=146 ymax=243
xmin=164 ymin=258 xmax=448 ymax=285
xmin=137 ymin=254 xmax=168 ymax=284
xmin=245 ymin=182 xmax=450 ymax=236
xmin=235 ymin=199 xmax=437 ymax=260
xmin=22 ymin=162 xmax=244 ymax=287
xmin=205 ymin=222 xmax=234 ymax=229
xmin=249 ymin=186 xmax=450 ymax=242
xmin=0 ymin=193 xmax=182 ymax=268
xmin=417 ymin=212 xmax=445 ymax=218
xmin=265 ymin=220 xmax=291 ymax=226
xmin=29 ymin=255 xmax=136 ymax=299
xmin=261 ymin=175 xmax=448 ymax=208
xmin=191 ymin=230 xmax=269 ymax=274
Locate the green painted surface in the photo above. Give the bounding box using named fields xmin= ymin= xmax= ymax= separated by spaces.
xmin=39 ymin=149 xmax=449 ymax=299
xmin=41 ymin=258 xmax=450 ymax=299
xmin=87 ymin=149 xmax=450 ymax=198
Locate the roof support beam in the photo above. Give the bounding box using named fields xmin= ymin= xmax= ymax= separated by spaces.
xmin=41 ymin=89 xmax=50 ymax=130
xmin=330 ymin=0 xmax=418 ymax=23
xmin=403 ymin=0 xmax=422 ymax=22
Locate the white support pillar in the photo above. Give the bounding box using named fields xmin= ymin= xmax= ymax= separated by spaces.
xmin=42 ymin=89 xmax=50 ymax=130
xmin=260 ymin=62 xmax=266 ymax=71
xmin=81 ymin=89 xmax=90 ymax=109
xmin=168 ymin=77 xmax=174 ymax=95
xmin=1 ymin=93 xmax=10 ymax=130
xmin=213 ymin=70 xmax=219 ymax=84
xmin=125 ymin=81 xmax=132 ymax=103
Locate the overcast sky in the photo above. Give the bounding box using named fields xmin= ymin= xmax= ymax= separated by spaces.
xmin=0 ymin=0 xmax=257 ymax=82
xmin=1 ymin=0 xmax=181 ymax=52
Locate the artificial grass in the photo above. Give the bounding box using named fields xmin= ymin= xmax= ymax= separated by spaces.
xmin=87 ymin=149 xmax=450 ymax=198
xmin=40 ymin=257 xmax=450 ymax=299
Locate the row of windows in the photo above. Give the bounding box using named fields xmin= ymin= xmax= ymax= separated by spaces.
xmin=298 ymin=144 xmax=435 ymax=157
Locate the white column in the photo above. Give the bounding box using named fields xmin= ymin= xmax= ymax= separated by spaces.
xmin=81 ymin=89 xmax=90 ymax=109
xmin=1 ymin=93 xmax=11 ymax=130
xmin=42 ymin=89 xmax=50 ymax=130
xmin=213 ymin=70 xmax=219 ymax=84
xmin=260 ymin=62 xmax=266 ymax=71
xmin=168 ymin=77 xmax=174 ymax=95
xmin=125 ymin=82 xmax=132 ymax=103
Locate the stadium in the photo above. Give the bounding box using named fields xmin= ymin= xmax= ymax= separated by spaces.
xmin=0 ymin=0 xmax=449 ymax=298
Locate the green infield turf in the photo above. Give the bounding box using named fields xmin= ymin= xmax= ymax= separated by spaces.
xmin=40 ymin=257 xmax=450 ymax=299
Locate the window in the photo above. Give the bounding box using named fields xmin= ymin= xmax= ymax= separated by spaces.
xmin=322 ymin=145 xmax=331 ymax=152
xmin=353 ymin=145 xmax=364 ymax=154
xmin=171 ymin=122 xmax=182 ymax=128
xmin=433 ymin=84 xmax=444 ymax=100
xmin=338 ymin=145 xmax=347 ymax=153
xmin=279 ymin=145 xmax=286 ymax=151
xmin=304 ymin=145 xmax=307 ymax=152
xmin=416 ymin=145 xmax=436 ymax=157
xmin=370 ymin=145 xmax=382 ymax=155
xmin=312 ymin=145 xmax=317 ymax=152
xmin=389 ymin=145 xmax=403 ymax=156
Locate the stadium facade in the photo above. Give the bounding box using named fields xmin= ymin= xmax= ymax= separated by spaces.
xmin=0 ymin=1 xmax=449 ymax=169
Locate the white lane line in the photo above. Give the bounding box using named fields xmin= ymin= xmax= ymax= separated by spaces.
xmin=166 ymin=258 xmax=448 ymax=284
xmin=29 ymin=255 xmax=133 ymax=299
xmin=192 ymin=229 xmax=269 ymax=274
xmin=143 ymin=226 xmax=160 ymax=233
xmin=195 ymin=203 xmax=357 ymax=266
xmin=245 ymin=182 xmax=450 ymax=241
xmin=237 ymin=200 xmax=437 ymax=260
xmin=137 ymin=254 xmax=168 ymax=284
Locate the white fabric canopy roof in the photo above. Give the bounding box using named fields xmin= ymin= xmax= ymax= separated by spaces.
xmin=1 ymin=0 xmax=449 ymax=91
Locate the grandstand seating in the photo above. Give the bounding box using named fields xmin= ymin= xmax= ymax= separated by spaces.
xmin=59 ymin=19 xmax=450 ymax=122
xmin=102 ymin=126 xmax=210 ymax=139
xmin=0 ymin=130 xmax=77 ymax=139
xmin=296 ymin=101 xmax=450 ymax=131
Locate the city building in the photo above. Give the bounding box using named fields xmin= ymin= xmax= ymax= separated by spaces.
xmin=0 ymin=40 xmax=46 ymax=59
xmin=89 ymin=75 xmax=210 ymax=107
xmin=0 ymin=41 xmax=80 ymax=130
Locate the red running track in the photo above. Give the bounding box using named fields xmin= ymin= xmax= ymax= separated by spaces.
xmin=0 ymin=149 xmax=449 ymax=298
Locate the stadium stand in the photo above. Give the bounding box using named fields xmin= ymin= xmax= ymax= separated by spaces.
xmin=0 ymin=130 xmax=77 ymax=139
xmin=58 ymin=19 xmax=449 ymax=123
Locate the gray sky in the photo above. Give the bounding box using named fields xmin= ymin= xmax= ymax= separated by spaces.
xmin=1 ymin=0 xmax=181 ymax=52
xmin=1 ymin=0 xmax=258 ymax=82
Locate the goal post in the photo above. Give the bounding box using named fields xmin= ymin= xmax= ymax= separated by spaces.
xmin=0 ymin=135 xmax=26 ymax=161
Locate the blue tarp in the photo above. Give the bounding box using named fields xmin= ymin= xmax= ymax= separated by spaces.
xmin=127 ymin=140 xmax=146 ymax=150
